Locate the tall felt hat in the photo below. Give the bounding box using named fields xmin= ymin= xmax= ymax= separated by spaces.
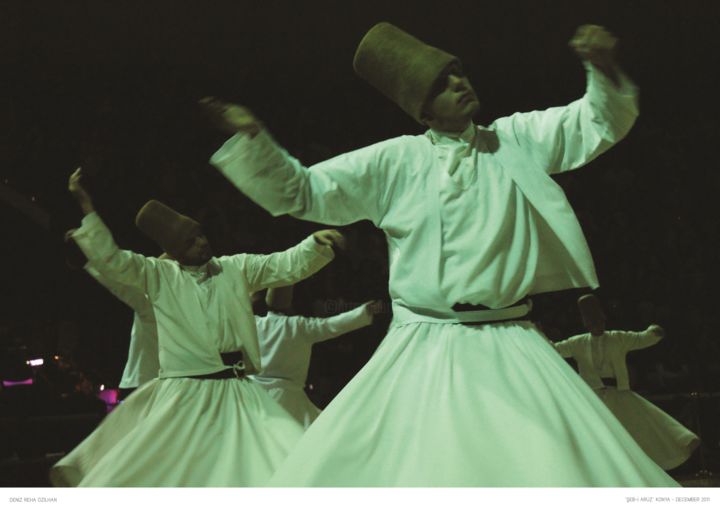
xmin=353 ymin=22 xmax=460 ymax=123
xmin=135 ymin=200 xmax=200 ymax=257
xmin=577 ymin=294 xmax=605 ymax=328
xmin=266 ymin=285 xmax=294 ymax=314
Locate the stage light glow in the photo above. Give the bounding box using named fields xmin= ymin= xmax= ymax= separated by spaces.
xmin=97 ymin=388 xmax=120 ymax=412
xmin=26 ymin=358 xmax=44 ymax=367
xmin=3 ymin=378 xmax=33 ymax=387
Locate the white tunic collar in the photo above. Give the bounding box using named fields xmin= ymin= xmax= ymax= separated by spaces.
xmin=426 ymin=123 xmax=476 ymax=146
xmin=179 ymin=258 xmax=220 ymax=280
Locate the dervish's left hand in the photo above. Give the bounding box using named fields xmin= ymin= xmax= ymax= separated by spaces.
xmin=647 ymin=324 xmax=666 ymax=339
xmin=364 ymin=300 xmax=384 ymax=316
xmin=68 ymin=167 xmax=96 ymax=215
xmin=313 ymin=229 xmax=346 ymax=251
xmin=199 ymin=97 xmax=263 ymax=137
xmin=569 ymin=24 xmax=620 ymax=86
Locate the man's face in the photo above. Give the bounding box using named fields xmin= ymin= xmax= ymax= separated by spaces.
xmin=175 ymin=225 xmax=213 ymax=266
xmin=422 ymin=64 xmax=480 ymax=132
xmin=582 ymin=312 xmax=606 ymax=336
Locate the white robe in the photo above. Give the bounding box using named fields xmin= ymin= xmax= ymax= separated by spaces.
xmin=50 ymin=213 xmax=334 ymax=487
xmin=210 ymin=64 xmax=679 ymax=486
xmin=251 ymin=304 xmax=373 ymax=427
xmin=555 ymin=329 xmax=701 ymax=469
xmin=84 ymin=265 xmax=159 ymax=389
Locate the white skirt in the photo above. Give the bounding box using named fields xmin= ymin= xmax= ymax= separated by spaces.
xmin=253 ymin=381 xmax=321 ymax=429
xmin=268 ymin=321 xmax=680 ymax=486
xmin=50 ymin=376 xmax=304 ymax=487
xmin=596 ymin=388 xmax=700 ymax=470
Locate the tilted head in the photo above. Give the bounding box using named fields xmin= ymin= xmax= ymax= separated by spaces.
xmin=577 ymin=294 xmax=606 ymax=336
xmin=420 ymin=62 xmax=480 ymax=132
xmin=135 ymin=200 xmax=213 ymax=266
xmin=353 ymin=22 xmax=479 ymax=131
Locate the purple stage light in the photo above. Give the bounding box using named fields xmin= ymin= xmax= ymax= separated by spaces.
xmin=3 ymin=378 xmax=33 ymax=387
xmin=97 ymin=388 xmax=120 ymax=412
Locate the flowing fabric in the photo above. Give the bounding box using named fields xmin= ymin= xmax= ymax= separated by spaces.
xmin=597 ymin=388 xmax=700 ymax=470
xmin=260 ymin=382 xmax=322 ymax=428
xmin=268 ymin=322 xmax=679 ymax=487
xmin=51 ymin=377 xmax=303 ymax=487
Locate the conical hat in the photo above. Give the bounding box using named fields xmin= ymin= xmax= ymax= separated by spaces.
xmin=266 ymin=285 xmax=294 ymax=314
xmin=135 ymin=200 xmax=200 ymax=257
xmin=353 ymin=22 xmax=459 ymax=123
xmin=577 ymin=294 xmax=605 ymax=329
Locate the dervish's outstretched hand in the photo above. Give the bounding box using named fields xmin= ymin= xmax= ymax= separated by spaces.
xmin=364 ymin=300 xmax=384 ymax=317
xmin=647 ymin=324 xmax=666 ymax=339
xmin=569 ymin=24 xmax=620 ymax=86
xmin=68 ymin=167 xmax=95 ymax=215
xmin=199 ymin=96 xmax=263 ymax=137
xmin=312 ymin=229 xmax=346 ymax=251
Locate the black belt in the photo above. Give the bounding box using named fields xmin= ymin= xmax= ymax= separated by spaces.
xmin=459 ymin=315 xmax=531 ymax=327
xmin=452 ymin=297 xmax=531 ymax=326
xmin=177 ymin=351 xmax=246 ymax=380
xmin=220 ymin=351 xmax=244 ymax=366
xmin=452 ymin=297 xmax=529 ymax=312
xmin=601 ymin=377 xmax=618 ymax=388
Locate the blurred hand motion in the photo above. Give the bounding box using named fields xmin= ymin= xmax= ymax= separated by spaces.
xmin=569 ymin=24 xmax=618 ymax=70
xmin=313 ymin=229 xmax=346 ymax=251
xmin=365 ymin=300 xmax=384 ymax=316
xmin=199 ymin=96 xmax=263 ymax=136
xmin=68 ymin=167 xmax=95 ymax=214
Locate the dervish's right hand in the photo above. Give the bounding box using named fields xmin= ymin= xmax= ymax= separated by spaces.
xmin=312 ymin=229 xmax=346 ymax=251
xmin=365 ymin=300 xmax=384 ymax=316
xmin=569 ymin=24 xmax=620 ymax=86
xmin=199 ymin=97 xmax=263 ymax=137
xmin=68 ymin=167 xmax=95 ymax=214
xmin=647 ymin=324 xmax=666 ymax=339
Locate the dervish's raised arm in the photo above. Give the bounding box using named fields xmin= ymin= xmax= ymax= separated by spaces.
xmin=203 ymin=98 xmax=391 ymax=227
xmin=226 ymin=229 xmax=341 ymax=294
xmin=495 ymin=24 xmax=639 ymax=175
xmin=68 ymin=168 xmax=164 ymax=299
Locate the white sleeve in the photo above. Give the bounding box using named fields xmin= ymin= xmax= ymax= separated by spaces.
xmin=618 ymin=329 xmax=663 ymax=352
xmin=210 ymin=130 xmax=390 ymax=226
xmin=84 ymin=264 xmax=151 ymax=313
xmin=293 ymin=303 xmax=374 ymax=344
xmin=553 ymin=337 xmax=578 ymax=359
xmin=72 ymin=213 xmax=162 ymax=300
xmin=495 ymin=63 xmax=639 ymax=175
xmin=227 ymin=235 xmax=335 ymax=294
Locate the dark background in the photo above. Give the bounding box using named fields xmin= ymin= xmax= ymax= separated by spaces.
xmin=0 ymin=0 xmax=719 ymax=483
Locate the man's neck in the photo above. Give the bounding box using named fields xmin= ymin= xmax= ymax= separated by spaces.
xmin=429 ymin=120 xmax=473 ymax=134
